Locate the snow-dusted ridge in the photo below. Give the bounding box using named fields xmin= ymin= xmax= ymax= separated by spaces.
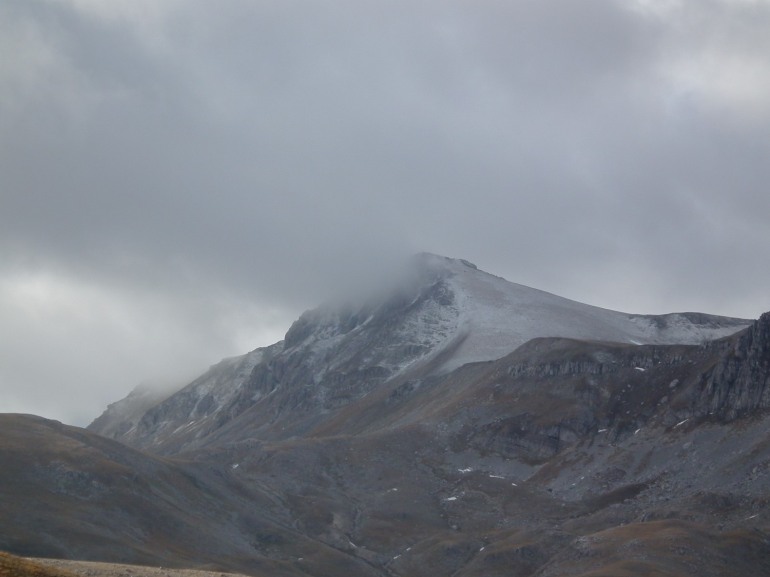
xmin=91 ymin=343 xmax=282 ymax=447
xmin=413 ymin=254 xmax=750 ymax=372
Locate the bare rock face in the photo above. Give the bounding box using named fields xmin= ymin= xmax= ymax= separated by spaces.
xmin=98 ymin=344 xmax=282 ymax=452
xmin=696 ymin=312 xmax=770 ymax=419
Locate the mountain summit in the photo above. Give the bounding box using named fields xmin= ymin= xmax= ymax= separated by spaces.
xmin=389 ymin=253 xmax=747 ymax=372
xmin=89 ymin=254 xmax=749 ymax=452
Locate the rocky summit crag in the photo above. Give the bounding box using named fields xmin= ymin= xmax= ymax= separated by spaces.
xmin=3 ymin=254 xmax=770 ymax=577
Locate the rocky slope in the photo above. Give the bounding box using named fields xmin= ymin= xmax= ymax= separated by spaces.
xmin=184 ymin=315 xmax=770 ymax=577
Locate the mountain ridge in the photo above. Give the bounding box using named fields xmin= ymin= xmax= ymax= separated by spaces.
xmin=89 ymin=254 xmax=751 ymax=453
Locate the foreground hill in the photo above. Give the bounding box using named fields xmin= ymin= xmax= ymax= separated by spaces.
xmin=0 ymin=415 xmax=381 ymax=577
xmin=27 ymin=557 xmax=252 ymax=577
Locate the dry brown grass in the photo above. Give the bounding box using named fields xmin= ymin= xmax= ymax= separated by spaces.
xmin=0 ymin=553 xmax=79 ymax=577
xmin=20 ymin=557 xmax=257 ymax=577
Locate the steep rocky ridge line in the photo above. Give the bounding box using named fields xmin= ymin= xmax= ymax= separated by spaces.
xmin=694 ymin=311 xmax=770 ymax=420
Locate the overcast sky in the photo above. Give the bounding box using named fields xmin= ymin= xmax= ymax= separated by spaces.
xmin=2 ymin=0 xmax=769 ymax=426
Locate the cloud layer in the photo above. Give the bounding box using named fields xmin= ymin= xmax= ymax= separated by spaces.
xmin=2 ymin=0 xmax=769 ymax=424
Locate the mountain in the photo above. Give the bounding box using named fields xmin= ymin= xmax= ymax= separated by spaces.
xmin=5 ymin=254 xmax=770 ymax=577
xmin=89 ymin=254 xmax=750 ymax=453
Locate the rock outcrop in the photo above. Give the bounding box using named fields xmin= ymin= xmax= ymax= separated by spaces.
xmin=695 ymin=312 xmax=770 ymax=420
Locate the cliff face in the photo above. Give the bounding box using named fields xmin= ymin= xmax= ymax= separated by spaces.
xmin=416 ymin=318 xmax=768 ymax=469
xmin=696 ymin=312 xmax=770 ymax=420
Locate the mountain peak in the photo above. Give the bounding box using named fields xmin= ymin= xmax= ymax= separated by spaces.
xmin=410 ymin=252 xmax=479 ymax=272
xmin=90 ymin=254 xmax=753 ymax=451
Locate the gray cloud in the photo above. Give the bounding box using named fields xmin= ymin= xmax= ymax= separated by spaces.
xmin=2 ymin=0 xmax=769 ymax=425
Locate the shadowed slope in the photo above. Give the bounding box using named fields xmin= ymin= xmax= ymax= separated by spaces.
xmin=0 ymin=415 xmax=383 ymax=577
